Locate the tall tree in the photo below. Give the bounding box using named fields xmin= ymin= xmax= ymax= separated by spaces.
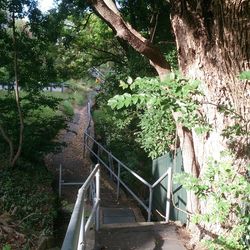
xmin=0 ymin=0 xmax=60 ymax=166
xmin=0 ymin=0 xmax=31 ymax=167
xmin=86 ymin=0 xmax=249 ymax=243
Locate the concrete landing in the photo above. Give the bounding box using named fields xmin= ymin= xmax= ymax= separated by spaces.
xmin=95 ymin=223 xmax=187 ymax=250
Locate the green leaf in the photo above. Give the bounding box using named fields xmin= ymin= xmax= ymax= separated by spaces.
xmin=239 ymin=71 xmax=250 ymax=80
xmin=119 ymin=80 xmax=128 ymax=89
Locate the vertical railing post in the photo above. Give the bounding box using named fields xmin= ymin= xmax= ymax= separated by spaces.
xmin=97 ymin=144 xmax=100 ymax=164
xmin=95 ymin=167 xmax=100 ymax=231
xmin=79 ymin=191 xmax=86 ymax=250
xmin=83 ymin=133 xmax=86 ymax=156
xmin=165 ymin=167 xmax=172 ymax=222
xmin=89 ymin=165 xmax=93 ymax=202
xmin=108 ymin=153 xmax=113 ymax=179
xmin=59 ymin=164 xmax=62 ymax=197
xmin=116 ymin=162 xmax=121 ymax=200
xmin=147 ymin=187 xmax=153 ymax=222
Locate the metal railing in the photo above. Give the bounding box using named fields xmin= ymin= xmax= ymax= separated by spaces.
xmin=61 ymin=164 xmax=100 ymax=250
xmin=59 ymin=164 xmax=84 ymax=197
xmin=84 ymin=101 xmax=172 ymax=222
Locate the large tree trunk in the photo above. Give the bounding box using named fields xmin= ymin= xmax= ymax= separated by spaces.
xmin=170 ymin=0 xmax=249 ymax=242
xmin=88 ymin=0 xmax=171 ymax=78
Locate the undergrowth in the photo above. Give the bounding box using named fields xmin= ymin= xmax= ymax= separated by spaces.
xmin=0 ymin=164 xmax=58 ymax=249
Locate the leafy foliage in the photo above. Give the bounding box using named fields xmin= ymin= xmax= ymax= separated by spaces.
xmin=0 ymin=164 xmax=58 ymax=247
xmin=54 ymin=14 xmax=126 ymax=79
xmin=0 ymin=91 xmax=67 ymax=164
xmin=175 ymin=153 xmax=250 ymax=250
xmin=108 ymin=73 xmax=204 ymax=158
xmin=0 ymin=1 xmax=61 ymax=90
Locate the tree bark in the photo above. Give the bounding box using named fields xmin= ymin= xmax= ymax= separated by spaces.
xmin=88 ymin=0 xmax=171 ymax=78
xmin=170 ymin=0 xmax=250 ymax=242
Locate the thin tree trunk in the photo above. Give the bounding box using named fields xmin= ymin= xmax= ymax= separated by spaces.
xmin=11 ymin=11 xmax=24 ymax=167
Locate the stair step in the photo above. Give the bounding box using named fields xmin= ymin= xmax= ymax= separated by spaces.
xmin=101 ymin=207 xmax=136 ymax=225
xmin=100 ymin=221 xmax=167 ymax=229
xmin=95 ymin=223 xmax=186 ymax=250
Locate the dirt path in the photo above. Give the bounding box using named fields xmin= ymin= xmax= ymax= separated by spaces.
xmin=45 ymin=105 xmax=93 ymax=202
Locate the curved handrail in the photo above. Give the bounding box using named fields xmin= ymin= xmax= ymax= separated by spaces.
xmin=61 ymin=164 xmax=100 ymax=250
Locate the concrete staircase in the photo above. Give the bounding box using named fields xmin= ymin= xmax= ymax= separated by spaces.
xmin=89 ymin=168 xmax=187 ymax=250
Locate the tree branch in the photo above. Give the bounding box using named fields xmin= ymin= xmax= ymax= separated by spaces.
xmin=86 ymin=45 xmax=125 ymax=60
xmin=88 ymin=0 xmax=171 ymax=78
xmin=149 ymin=11 xmax=159 ymax=43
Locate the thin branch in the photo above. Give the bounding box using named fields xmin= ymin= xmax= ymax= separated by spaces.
xmin=82 ymin=49 xmax=125 ymax=65
xmin=149 ymin=11 xmax=159 ymax=43
xmin=11 ymin=11 xmax=24 ymax=167
xmin=82 ymin=13 xmax=94 ymax=29
xmin=87 ymin=45 xmax=125 ymax=59
xmin=202 ymin=101 xmax=248 ymax=122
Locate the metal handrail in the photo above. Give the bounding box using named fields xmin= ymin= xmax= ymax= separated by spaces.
xmin=84 ymin=101 xmax=172 ymax=222
xmin=61 ymin=164 xmax=100 ymax=250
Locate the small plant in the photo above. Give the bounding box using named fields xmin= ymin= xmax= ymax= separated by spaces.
xmin=2 ymin=245 xmax=11 ymax=250
xmin=175 ymin=153 xmax=250 ymax=250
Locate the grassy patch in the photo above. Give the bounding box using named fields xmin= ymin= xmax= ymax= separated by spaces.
xmin=62 ymin=100 xmax=74 ymax=117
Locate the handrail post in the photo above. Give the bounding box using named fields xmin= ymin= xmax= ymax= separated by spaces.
xmin=165 ymin=167 xmax=172 ymax=222
xmin=97 ymin=144 xmax=100 ymax=164
xmin=89 ymin=165 xmax=93 ymax=202
xmin=147 ymin=187 xmax=153 ymax=222
xmin=81 ymin=196 xmax=86 ymax=250
xmin=108 ymin=152 xmax=113 ymax=179
xmin=83 ymin=133 xmax=86 ymax=155
xmin=95 ymin=167 xmax=100 ymax=231
xmin=116 ymin=162 xmax=121 ymax=200
xmin=59 ymin=164 xmax=62 ymax=197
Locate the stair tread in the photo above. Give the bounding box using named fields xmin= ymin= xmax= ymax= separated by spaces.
xmin=95 ymin=224 xmax=186 ymax=250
